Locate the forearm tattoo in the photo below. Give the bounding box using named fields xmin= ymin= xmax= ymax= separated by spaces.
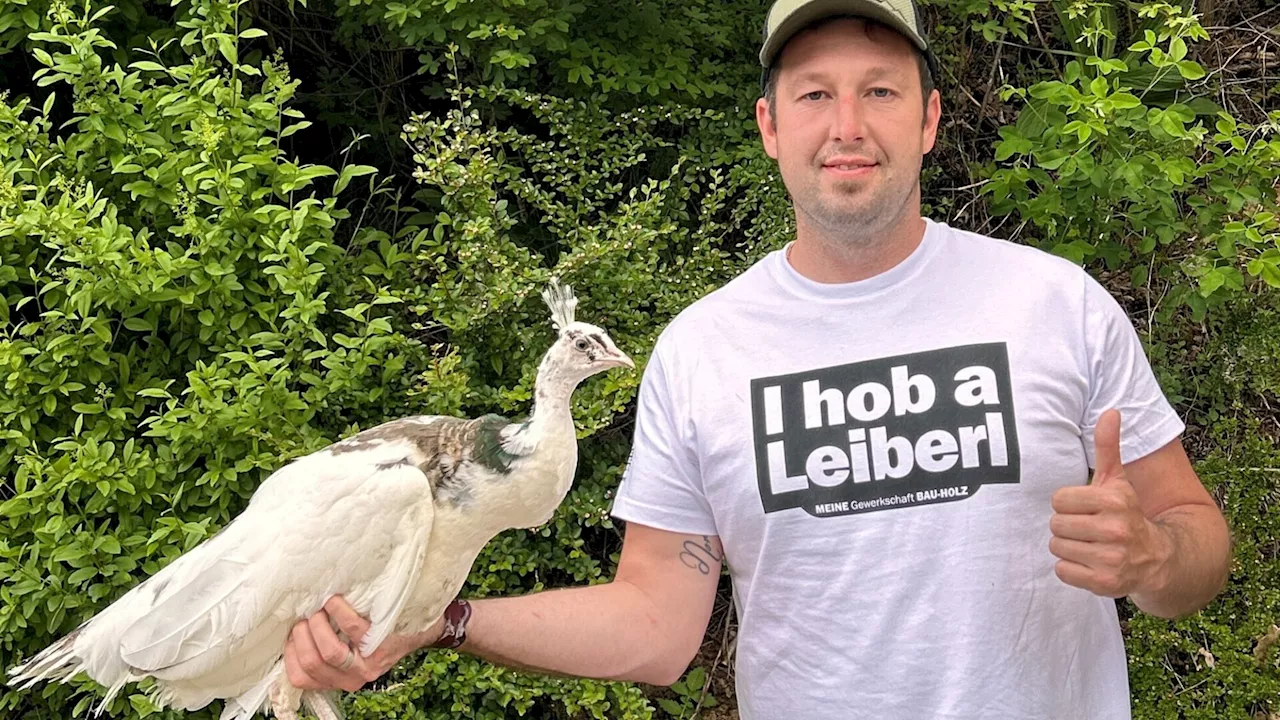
xmin=679 ymin=536 xmax=723 ymax=575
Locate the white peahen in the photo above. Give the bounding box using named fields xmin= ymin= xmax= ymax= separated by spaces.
xmin=7 ymin=279 xmax=633 ymax=719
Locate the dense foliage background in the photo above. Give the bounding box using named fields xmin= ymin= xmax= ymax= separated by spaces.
xmin=0 ymin=0 xmax=1277 ymax=717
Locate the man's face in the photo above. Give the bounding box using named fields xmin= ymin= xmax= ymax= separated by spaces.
xmin=756 ymin=18 xmax=941 ymax=241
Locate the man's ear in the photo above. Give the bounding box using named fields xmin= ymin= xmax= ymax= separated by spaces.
xmin=757 ymin=96 xmax=779 ymax=160
xmin=922 ymin=88 xmax=941 ymax=155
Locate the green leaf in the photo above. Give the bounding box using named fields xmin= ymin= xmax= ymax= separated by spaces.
xmin=1063 ymin=61 xmax=1081 ymax=84
xmin=1037 ymin=151 xmax=1069 ymax=170
xmin=217 ymin=35 xmax=237 ymax=64
xmin=1216 ymin=235 xmax=1236 ymax=258
xmin=12 ymin=578 xmax=42 ymax=595
xmin=1198 ymin=268 xmax=1225 ymax=296
xmin=130 ymin=694 xmax=158 ymax=718
xmin=1260 ymin=264 xmax=1280 ymax=288
xmin=68 ymin=567 xmax=98 ymax=585
xmin=239 ymin=28 xmax=268 ymax=39
xmin=1130 ymin=264 xmax=1149 ymax=288
xmin=335 ymin=164 xmax=378 ymax=195
xmin=124 ymin=317 xmax=153 ymax=332
xmin=1221 ymin=266 xmax=1245 ymax=291
xmin=1110 ymin=92 xmax=1141 ymax=109
xmin=280 ymin=121 xmax=312 ymax=138
xmin=89 ymin=320 xmax=112 ymax=343
xmin=104 ymin=121 xmax=126 ymax=144
xmin=0 ymin=497 xmax=30 ymax=518
xmin=656 ymin=698 xmax=685 ymax=716
xmin=52 ymin=546 xmax=89 ymax=563
xmin=1177 ymin=60 xmax=1205 ymax=80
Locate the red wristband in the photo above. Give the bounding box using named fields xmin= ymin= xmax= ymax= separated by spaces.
xmin=428 ymin=599 xmax=471 ymax=650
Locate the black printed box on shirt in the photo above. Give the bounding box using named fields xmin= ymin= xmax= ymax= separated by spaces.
xmin=750 ymin=343 xmax=1021 ymax=517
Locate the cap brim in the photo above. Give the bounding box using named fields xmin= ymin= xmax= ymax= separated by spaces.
xmin=759 ymin=0 xmax=928 ymax=68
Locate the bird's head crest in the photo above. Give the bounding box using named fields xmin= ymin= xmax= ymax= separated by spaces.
xmin=541 ymin=277 xmax=578 ymax=333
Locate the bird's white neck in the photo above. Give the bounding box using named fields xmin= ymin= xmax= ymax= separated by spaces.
xmin=526 ymin=357 xmax=577 ymax=437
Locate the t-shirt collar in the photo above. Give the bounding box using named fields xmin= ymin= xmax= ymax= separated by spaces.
xmin=768 ymin=217 xmax=944 ymax=302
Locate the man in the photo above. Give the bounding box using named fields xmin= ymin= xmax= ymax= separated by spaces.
xmin=283 ymin=0 xmax=1232 ymax=716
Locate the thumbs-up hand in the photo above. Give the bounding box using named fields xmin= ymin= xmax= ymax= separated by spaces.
xmin=1049 ymin=409 xmax=1170 ymax=598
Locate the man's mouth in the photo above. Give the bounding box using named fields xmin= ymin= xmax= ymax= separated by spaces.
xmin=823 ymin=163 xmax=877 ymax=178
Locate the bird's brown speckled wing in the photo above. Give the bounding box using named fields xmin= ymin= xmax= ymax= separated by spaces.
xmin=326 ymin=414 xmax=523 ymax=503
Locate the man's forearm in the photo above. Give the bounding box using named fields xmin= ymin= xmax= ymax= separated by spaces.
xmin=409 ymin=580 xmax=684 ymax=686
xmin=1132 ymin=504 xmax=1232 ymax=618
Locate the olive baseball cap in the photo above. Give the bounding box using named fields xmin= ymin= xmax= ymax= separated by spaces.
xmin=759 ymin=0 xmax=940 ymax=91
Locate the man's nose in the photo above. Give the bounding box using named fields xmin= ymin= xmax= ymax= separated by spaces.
xmin=831 ymin=94 xmax=866 ymax=144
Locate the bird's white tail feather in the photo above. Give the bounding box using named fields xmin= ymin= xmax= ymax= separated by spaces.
xmin=7 ymin=630 xmax=84 ymax=689
xmin=217 ymin=663 xmax=281 ymax=720
xmin=119 ymin=556 xmax=260 ymax=675
xmin=151 ymin=616 xmax=292 ymax=711
xmin=7 ymin=622 xmax=142 ymax=718
xmin=6 ymin=517 xmax=266 ymax=713
xmin=217 ymin=690 xmax=260 ymax=720
xmin=303 ymin=690 xmax=344 ymax=720
xmin=94 ymin=671 xmax=139 ymax=717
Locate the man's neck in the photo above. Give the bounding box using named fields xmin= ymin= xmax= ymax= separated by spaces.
xmin=785 ymin=213 xmax=926 ymax=284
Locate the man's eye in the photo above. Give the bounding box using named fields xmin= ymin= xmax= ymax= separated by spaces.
xmin=871 ymin=88 xmax=894 ymax=98
xmin=803 ymin=90 xmax=826 ymax=101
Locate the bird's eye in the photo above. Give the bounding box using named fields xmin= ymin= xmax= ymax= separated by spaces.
xmin=574 ymin=338 xmax=589 ymax=351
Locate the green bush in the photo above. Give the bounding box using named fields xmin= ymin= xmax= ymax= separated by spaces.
xmin=1126 ymin=294 xmax=1280 ymax=719
xmin=0 ymin=0 xmax=428 ymax=715
xmin=1 ymin=0 xmax=1278 ymax=717
xmin=326 ymin=0 xmax=751 ymax=100
xmin=984 ymin=0 xmax=1280 ymax=320
xmin=0 ymin=2 xmax=773 ymax=716
xmin=342 ymin=68 xmax=779 ymax=720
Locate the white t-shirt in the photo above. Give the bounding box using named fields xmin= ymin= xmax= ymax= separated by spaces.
xmin=611 ymin=217 xmax=1185 ymax=720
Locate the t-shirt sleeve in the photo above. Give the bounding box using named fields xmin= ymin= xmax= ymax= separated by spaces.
xmin=1079 ymin=273 xmax=1186 ymax=467
xmin=610 ymin=337 xmax=719 ymax=537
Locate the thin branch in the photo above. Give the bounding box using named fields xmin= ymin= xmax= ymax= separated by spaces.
xmin=1202 ymin=4 xmax=1280 ymax=32
xmin=994 ymin=38 xmax=1088 ymax=59
xmin=1030 ymin=8 xmax=1064 ymax=80
xmin=977 ymin=40 xmax=1006 ymax=124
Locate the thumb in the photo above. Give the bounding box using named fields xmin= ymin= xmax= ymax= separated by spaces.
xmin=1092 ymin=408 xmax=1125 ymax=484
xmin=324 ymin=595 xmax=372 ymax=649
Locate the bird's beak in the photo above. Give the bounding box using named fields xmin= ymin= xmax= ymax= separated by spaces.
xmin=608 ymin=350 xmax=635 ymax=370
